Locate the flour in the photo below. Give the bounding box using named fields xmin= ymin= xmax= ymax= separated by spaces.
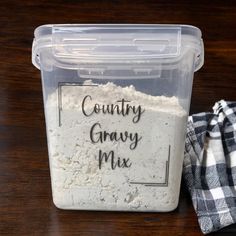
xmin=45 ymin=80 xmax=187 ymax=211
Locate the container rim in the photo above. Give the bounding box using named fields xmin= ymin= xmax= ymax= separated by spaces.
xmin=32 ymin=24 xmax=204 ymax=72
xmin=34 ymin=24 xmax=202 ymax=38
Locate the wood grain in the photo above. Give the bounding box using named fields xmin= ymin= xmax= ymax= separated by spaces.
xmin=1 ymin=0 xmax=236 ymax=235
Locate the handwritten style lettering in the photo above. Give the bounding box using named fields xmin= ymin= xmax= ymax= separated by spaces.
xmin=98 ymin=150 xmax=132 ymax=170
xmin=90 ymin=122 xmax=142 ymax=150
xmin=81 ymin=94 xmax=144 ymax=170
xmin=82 ymin=95 xmax=145 ymax=123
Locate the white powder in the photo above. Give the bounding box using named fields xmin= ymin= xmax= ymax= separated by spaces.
xmin=45 ymin=80 xmax=187 ymax=211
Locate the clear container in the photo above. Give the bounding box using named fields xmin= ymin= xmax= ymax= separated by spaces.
xmin=32 ymin=24 xmax=204 ymax=211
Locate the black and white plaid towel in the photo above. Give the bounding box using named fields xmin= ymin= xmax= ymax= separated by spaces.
xmin=183 ymin=100 xmax=236 ymax=234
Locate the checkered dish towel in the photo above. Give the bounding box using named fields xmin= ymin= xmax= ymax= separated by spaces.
xmin=183 ymin=100 xmax=236 ymax=234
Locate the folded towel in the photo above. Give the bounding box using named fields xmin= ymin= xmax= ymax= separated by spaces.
xmin=183 ymin=100 xmax=236 ymax=234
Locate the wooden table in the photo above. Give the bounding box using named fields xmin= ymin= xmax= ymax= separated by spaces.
xmin=1 ymin=1 xmax=236 ymax=235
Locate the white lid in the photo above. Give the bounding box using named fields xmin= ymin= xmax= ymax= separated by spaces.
xmin=32 ymin=24 xmax=204 ymax=72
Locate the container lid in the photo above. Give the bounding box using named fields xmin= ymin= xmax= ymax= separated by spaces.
xmin=32 ymin=24 xmax=204 ymax=72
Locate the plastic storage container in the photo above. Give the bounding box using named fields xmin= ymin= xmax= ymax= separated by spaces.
xmin=32 ymin=24 xmax=204 ymax=211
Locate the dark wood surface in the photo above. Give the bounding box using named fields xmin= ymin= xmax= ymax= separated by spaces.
xmin=1 ymin=0 xmax=236 ymax=235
